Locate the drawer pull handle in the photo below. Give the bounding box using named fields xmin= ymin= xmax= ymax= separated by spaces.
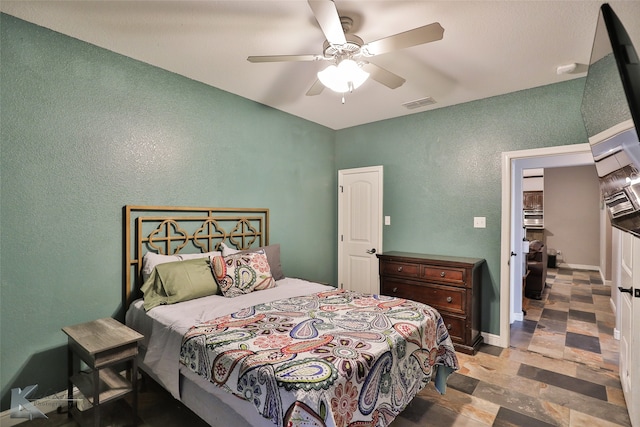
xmin=446 ymin=296 xmax=453 ymax=303
xmin=440 ymin=271 xmax=446 ymax=277
xmin=447 ymin=324 xmax=452 ymax=330
xmin=392 ymin=287 xmax=398 ymax=293
xmin=397 ymin=266 xmax=403 ymax=272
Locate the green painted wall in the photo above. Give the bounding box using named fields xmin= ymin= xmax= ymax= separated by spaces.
xmin=335 ymin=80 xmax=588 ymax=335
xmin=0 ymin=14 xmax=335 ymax=409
xmin=1 ymin=13 xmax=590 ymax=411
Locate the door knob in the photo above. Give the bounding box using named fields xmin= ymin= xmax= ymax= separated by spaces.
xmin=366 ymin=248 xmax=376 ymax=254
xmin=618 ymin=286 xmax=633 ymax=294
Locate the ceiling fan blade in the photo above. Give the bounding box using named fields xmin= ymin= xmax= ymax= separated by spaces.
xmin=306 ymin=79 xmax=325 ymax=96
xmin=364 ymin=22 xmax=444 ymax=56
xmin=247 ymin=54 xmax=325 ymax=63
xmin=361 ymin=63 xmax=406 ymax=89
xmin=308 ymin=0 xmax=346 ymax=46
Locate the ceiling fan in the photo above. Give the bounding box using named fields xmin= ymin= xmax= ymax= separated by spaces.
xmin=247 ymin=0 xmax=444 ymax=97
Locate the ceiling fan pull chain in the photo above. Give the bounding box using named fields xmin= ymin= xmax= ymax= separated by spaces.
xmin=341 ymin=94 xmax=345 ymax=104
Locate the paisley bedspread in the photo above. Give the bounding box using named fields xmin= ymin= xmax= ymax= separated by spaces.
xmin=179 ymin=288 xmax=458 ymax=427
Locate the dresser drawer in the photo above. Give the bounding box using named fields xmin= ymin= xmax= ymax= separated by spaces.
xmin=377 ymin=252 xmax=485 ymax=355
xmin=381 ymin=261 xmax=420 ymax=278
xmin=421 ymin=266 xmax=466 ymax=285
xmin=440 ymin=314 xmax=465 ymax=343
xmin=382 ymin=280 xmax=465 ymax=315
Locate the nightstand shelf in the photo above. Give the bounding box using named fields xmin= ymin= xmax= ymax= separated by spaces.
xmin=63 ymin=317 xmax=143 ymax=427
xmin=71 ymin=367 xmax=132 ymax=405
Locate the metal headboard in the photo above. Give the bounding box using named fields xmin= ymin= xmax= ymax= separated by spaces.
xmin=124 ymin=205 xmax=269 ymax=308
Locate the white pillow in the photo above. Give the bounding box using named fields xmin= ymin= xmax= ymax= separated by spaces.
xmin=179 ymin=251 xmax=221 ymax=260
xmin=220 ymin=242 xmax=240 ymax=256
xmin=142 ymin=253 xmax=181 ymax=282
xmin=141 ymin=251 xmax=220 ymax=282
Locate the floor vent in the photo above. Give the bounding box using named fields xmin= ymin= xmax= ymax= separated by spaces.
xmin=402 ymin=97 xmax=436 ymax=110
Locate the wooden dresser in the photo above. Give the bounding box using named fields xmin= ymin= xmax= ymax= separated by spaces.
xmin=377 ymin=251 xmax=485 ymax=355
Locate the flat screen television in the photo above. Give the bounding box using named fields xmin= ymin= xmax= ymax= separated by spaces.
xmin=581 ymin=3 xmax=640 ymax=236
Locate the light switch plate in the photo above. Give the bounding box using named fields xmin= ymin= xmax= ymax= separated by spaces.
xmin=384 ymin=216 xmax=391 ymax=225
xmin=474 ymin=217 xmax=486 ymax=228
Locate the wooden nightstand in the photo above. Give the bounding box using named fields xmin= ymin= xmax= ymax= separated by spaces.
xmin=62 ymin=317 xmax=143 ymax=427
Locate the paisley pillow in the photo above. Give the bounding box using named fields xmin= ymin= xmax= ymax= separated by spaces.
xmin=211 ymin=250 xmax=276 ymax=297
xmin=220 ymin=242 xmax=284 ymax=281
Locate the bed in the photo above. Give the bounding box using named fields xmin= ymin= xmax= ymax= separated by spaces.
xmin=123 ymin=206 xmax=459 ymax=427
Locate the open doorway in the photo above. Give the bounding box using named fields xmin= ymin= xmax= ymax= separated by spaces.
xmin=498 ymin=143 xmax=598 ymax=347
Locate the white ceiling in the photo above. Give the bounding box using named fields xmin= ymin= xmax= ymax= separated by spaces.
xmin=2 ymin=1 xmax=639 ymax=130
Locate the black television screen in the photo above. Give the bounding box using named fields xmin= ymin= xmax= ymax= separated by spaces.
xmin=581 ymin=3 xmax=640 ymax=236
xmin=603 ymin=4 xmax=640 ymax=131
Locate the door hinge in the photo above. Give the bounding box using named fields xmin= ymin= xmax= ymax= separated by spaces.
xmin=341 ymin=235 xmax=343 ymax=242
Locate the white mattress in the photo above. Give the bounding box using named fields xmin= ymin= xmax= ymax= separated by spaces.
xmin=126 ymin=278 xmax=334 ymax=426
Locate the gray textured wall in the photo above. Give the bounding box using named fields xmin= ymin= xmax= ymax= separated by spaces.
xmin=544 ymin=165 xmax=601 ymax=267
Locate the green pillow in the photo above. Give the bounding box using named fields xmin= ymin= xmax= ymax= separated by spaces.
xmin=141 ymin=257 xmax=219 ymax=311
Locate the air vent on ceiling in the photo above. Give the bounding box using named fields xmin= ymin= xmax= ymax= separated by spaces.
xmin=402 ymin=97 xmax=436 ymax=110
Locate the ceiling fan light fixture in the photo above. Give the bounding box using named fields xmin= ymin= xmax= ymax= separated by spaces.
xmin=317 ymin=59 xmax=370 ymax=93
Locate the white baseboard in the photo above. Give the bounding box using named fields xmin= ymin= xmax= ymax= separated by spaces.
xmin=613 ymin=327 xmax=621 ymax=340
xmin=482 ymin=331 xmax=504 ymax=348
xmin=556 ymin=262 xmax=600 ymax=271
xmin=610 ymin=297 xmax=621 ymax=341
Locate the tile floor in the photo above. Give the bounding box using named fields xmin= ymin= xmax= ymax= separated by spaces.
xmin=19 ymin=267 xmax=631 ymax=426
xmin=391 ymin=267 xmax=631 ymax=427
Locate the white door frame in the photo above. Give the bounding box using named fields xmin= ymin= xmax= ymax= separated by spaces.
xmin=337 ymin=165 xmax=384 ymax=292
xmin=499 ymin=143 xmax=594 ymax=347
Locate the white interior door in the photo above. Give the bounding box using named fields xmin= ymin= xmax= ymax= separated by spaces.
xmin=624 ymin=233 xmax=639 ymax=426
xmin=620 ymin=231 xmax=632 ymax=397
xmin=509 ymin=162 xmax=526 ymax=323
xmin=338 ymin=166 xmax=383 ymax=294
